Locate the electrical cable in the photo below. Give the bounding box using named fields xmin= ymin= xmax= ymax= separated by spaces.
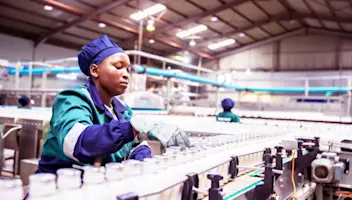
xmin=291 ymin=151 xmax=296 ymax=200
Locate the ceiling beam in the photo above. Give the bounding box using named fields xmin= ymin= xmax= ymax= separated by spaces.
xmin=194 ymin=12 xmax=295 ymax=48
xmin=183 ymin=0 xmax=244 ymax=45
xmin=215 ymin=28 xmax=306 ymax=58
xmin=30 ymin=0 xmax=215 ymax=60
xmin=302 ymin=0 xmax=326 ymax=28
xmin=0 ymin=25 xmax=83 ymax=50
xmin=154 ymin=0 xmax=249 ymax=33
xmin=217 ymin=0 xmax=256 ymax=41
xmin=230 ymin=7 xmax=273 ymax=37
xmin=307 ymin=27 xmax=352 ymax=39
xmin=251 ymin=0 xmax=289 ymax=32
xmin=278 ymin=0 xmax=307 ymax=27
xmin=324 ymin=0 xmax=344 ymax=30
xmin=299 ymin=13 xmax=352 ymax=23
xmin=34 ymin=0 xmax=130 ymax=45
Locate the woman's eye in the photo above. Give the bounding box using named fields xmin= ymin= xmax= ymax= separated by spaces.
xmin=115 ymin=63 xmax=122 ymax=69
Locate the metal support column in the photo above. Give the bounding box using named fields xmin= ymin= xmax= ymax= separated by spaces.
xmin=304 ymin=79 xmax=309 ymax=97
xmin=273 ymin=41 xmax=280 ymax=72
xmin=348 ymin=78 xmax=352 ymax=119
xmin=197 ymin=57 xmax=202 ymax=94
xmin=28 ymin=62 xmax=33 ymax=96
xmin=166 ymin=67 xmax=172 ymax=111
xmin=215 ymin=86 xmax=220 ymax=114
xmin=137 ymin=19 xmax=144 ymax=65
xmin=41 ymin=72 xmax=47 ymax=107
xmin=15 ymin=63 xmax=20 ymax=89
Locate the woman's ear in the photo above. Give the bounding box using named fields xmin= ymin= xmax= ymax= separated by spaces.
xmin=89 ymin=64 xmax=99 ymax=78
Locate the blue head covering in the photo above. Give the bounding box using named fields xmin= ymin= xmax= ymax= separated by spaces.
xmin=221 ymin=98 xmax=235 ymax=112
xmin=78 ymin=34 xmax=125 ymax=76
xmin=18 ymin=95 xmax=30 ymax=107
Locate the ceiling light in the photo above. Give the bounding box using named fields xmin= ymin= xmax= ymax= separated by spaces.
xmin=130 ymin=4 xmax=166 ymax=21
xmin=176 ymin=25 xmax=207 ymax=38
xmin=146 ymin=20 xmax=156 ymax=32
xmin=149 ymin=39 xmax=155 ymax=44
xmin=211 ymin=16 xmax=218 ymax=22
xmin=189 ymin=40 xmax=196 ymax=46
xmin=184 ymin=56 xmax=191 ymax=64
xmin=208 ymin=39 xmax=235 ymax=50
xmin=98 ymin=23 xmax=106 ymax=28
xmin=44 ymin=5 xmax=53 ymax=11
xmin=239 ymin=33 xmax=245 ymax=37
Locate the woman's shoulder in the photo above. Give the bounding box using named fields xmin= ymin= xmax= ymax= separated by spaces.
xmin=54 ymin=85 xmax=93 ymax=105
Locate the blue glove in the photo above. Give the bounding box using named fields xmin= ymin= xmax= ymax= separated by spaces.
xmin=129 ymin=141 xmax=152 ymax=161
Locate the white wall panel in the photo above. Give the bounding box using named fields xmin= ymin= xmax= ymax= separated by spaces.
xmin=0 ymin=33 xmax=77 ymax=62
xmin=219 ymin=43 xmax=273 ymax=70
xmin=219 ymin=33 xmax=352 ymax=71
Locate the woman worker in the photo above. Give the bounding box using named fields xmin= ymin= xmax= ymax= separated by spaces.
xmin=18 ymin=95 xmax=32 ymax=108
xmin=38 ymin=35 xmax=189 ymax=173
xmin=216 ymin=98 xmax=240 ymax=123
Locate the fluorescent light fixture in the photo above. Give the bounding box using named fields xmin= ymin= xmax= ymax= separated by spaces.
xmin=189 ymin=40 xmax=196 ymax=46
xmin=149 ymin=39 xmax=155 ymax=44
xmin=239 ymin=33 xmax=245 ymax=37
xmin=173 ymin=55 xmax=191 ymax=63
xmin=98 ymin=23 xmax=106 ymax=28
xmin=208 ymin=39 xmax=235 ymax=50
xmin=211 ymin=16 xmax=218 ymax=22
xmin=44 ymin=5 xmax=53 ymax=11
xmin=176 ymin=25 xmax=207 ymax=38
xmin=130 ymin=4 xmax=166 ymax=21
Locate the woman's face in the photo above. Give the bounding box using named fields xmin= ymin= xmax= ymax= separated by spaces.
xmin=92 ymin=53 xmax=131 ymax=96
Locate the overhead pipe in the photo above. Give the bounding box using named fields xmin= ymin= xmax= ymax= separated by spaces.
xmin=7 ymin=65 xmax=348 ymax=93
xmin=39 ymin=51 xmax=215 ymax=73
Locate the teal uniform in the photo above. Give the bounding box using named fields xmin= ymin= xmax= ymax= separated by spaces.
xmin=38 ymin=80 xmax=138 ymax=173
xmin=216 ymin=112 xmax=241 ymax=123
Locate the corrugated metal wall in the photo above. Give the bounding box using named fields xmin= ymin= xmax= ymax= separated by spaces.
xmin=219 ymin=34 xmax=352 ymax=71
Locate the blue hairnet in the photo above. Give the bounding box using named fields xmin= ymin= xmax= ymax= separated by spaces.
xmin=78 ymin=34 xmax=125 ymax=76
xmin=18 ymin=95 xmax=30 ymax=107
xmin=221 ymin=98 xmax=235 ymax=111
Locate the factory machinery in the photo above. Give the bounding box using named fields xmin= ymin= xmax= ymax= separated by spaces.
xmin=1 ymin=116 xmax=352 ymax=200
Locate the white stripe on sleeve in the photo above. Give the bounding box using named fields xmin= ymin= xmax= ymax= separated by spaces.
xmin=63 ymin=123 xmax=88 ymax=161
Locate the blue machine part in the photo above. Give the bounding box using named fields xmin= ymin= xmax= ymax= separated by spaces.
xmin=7 ymin=65 xmax=349 ymax=93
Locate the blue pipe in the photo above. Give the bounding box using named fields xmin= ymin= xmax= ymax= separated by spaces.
xmin=8 ymin=66 xmax=349 ymax=93
xmin=8 ymin=67 xmax=81 ymax=75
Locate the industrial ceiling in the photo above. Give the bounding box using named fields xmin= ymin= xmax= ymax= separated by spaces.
xmin=1 ymin=0 xmax=352 ymax=61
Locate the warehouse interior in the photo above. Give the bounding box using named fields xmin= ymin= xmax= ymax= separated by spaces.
xmin=1 ymin=0 xmax=352 ymax=199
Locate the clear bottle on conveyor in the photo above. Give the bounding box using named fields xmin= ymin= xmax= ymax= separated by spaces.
xmin=82 ymin=166 xmax=108 ymax=200
xmin=57 ymin=168 xmax=83 ymax=199
xmin=0 ymin=179 xmax=23 ymax=200
xmin=120 ymin=160 xmax=141 ymax=195
xmin=105 ymin=162 xmax=125 ymax=199
xmin=27 ymin=173 xmax=57 ymax=200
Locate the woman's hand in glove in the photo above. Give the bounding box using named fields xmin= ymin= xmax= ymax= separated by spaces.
xmin=130 ymin=116 xmax=191 ymax=148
